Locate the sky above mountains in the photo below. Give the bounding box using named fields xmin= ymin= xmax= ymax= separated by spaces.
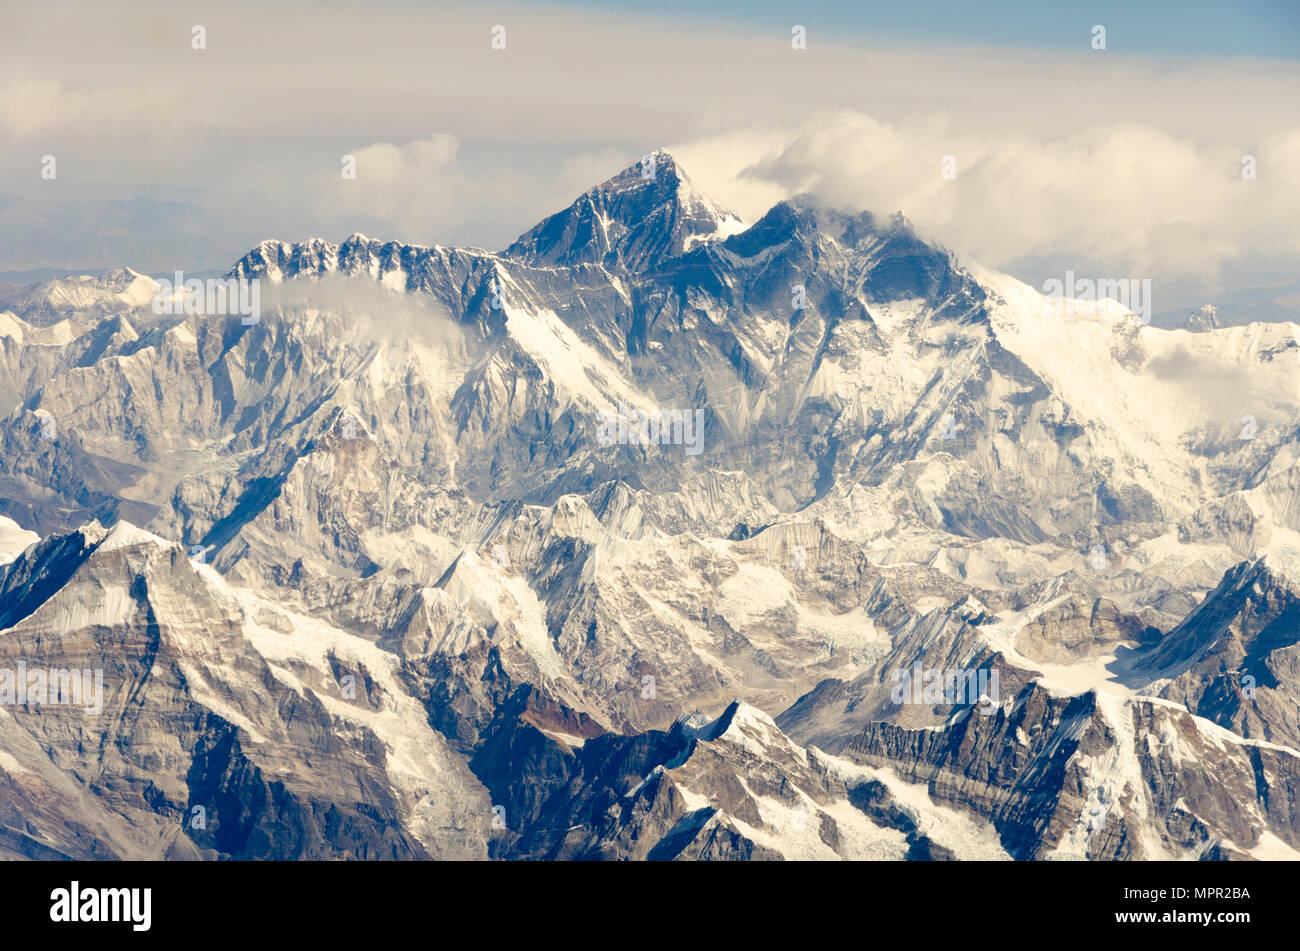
xmin=1 ymin=0 xmax=1297 ymax=315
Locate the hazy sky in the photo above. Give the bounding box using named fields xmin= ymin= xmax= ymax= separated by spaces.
xmin=2 ymin=0 xmax=1298 ymax=314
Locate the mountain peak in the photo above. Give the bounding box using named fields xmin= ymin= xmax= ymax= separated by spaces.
xmin=503 ymin=151 xmax=744 ymax=271
xmin=594 ymin=149 xmax=686 ymax=192
xmin=1184 ymin=304 xmax=1221 ymax=332
xmin=889 ymin=210 xmax=915 ymax=233
xmin=1253 ymin=548 xmax=1300 ymax=590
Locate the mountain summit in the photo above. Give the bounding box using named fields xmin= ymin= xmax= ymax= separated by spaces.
xmin=504 ymin=150 xmax=746 ymax=271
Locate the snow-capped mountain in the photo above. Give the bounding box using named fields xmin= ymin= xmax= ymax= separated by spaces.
xmin=1 ymin=152 xmax=1298 ymax=860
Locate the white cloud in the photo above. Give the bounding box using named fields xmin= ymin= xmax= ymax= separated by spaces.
xmin=670 ymin=111 xmax=1300 ymax=305
xmin=0 ymin=0 xmax=1295 ymax=310
xmin=298 ymin=133 xmax=545 ymax=248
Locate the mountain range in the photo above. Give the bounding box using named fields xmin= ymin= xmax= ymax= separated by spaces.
xmin=0 ymin=151 xmax=1298 ymax=860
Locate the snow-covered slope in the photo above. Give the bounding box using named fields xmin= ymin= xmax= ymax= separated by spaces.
xmin=1 ymin=152 xmax=1298 ymax=859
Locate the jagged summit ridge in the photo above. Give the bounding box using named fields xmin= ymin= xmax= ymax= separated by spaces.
xmin=230 ymin=151 xmax=750 ymax=282
xmin=227 ymin=154 xmax=950 ymax=289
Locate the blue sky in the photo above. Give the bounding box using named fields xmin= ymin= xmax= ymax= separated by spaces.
xmin=557 ymin=0 xmax=1300 ymax=59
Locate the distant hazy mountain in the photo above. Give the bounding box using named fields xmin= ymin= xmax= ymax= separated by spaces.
xmin=1153 ymin=299 xmax=1300 ymax=331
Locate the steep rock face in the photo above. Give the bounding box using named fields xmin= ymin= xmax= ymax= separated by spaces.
xmin=1149 ymin=554 xmax=1300 ymax=748
xmin=0 ymin=523 xmax=490 ymax=859
xmin=505 ymin=151 xmax=745 ymax=271
xmin=842 ymin=683 xmax=1300 ymax=860
xmin=475 ymin=701 xmax=1004 ymax=861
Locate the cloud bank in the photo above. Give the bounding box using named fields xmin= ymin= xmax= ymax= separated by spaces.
xmin=1 ymin=0 xmax=1296 ymax=312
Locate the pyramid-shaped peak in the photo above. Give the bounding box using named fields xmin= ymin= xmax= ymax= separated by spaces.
xmin=593 ymin=150 xmax=689 ymax=193
xmin=504 ymin=151 xmax=743 ymax=272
